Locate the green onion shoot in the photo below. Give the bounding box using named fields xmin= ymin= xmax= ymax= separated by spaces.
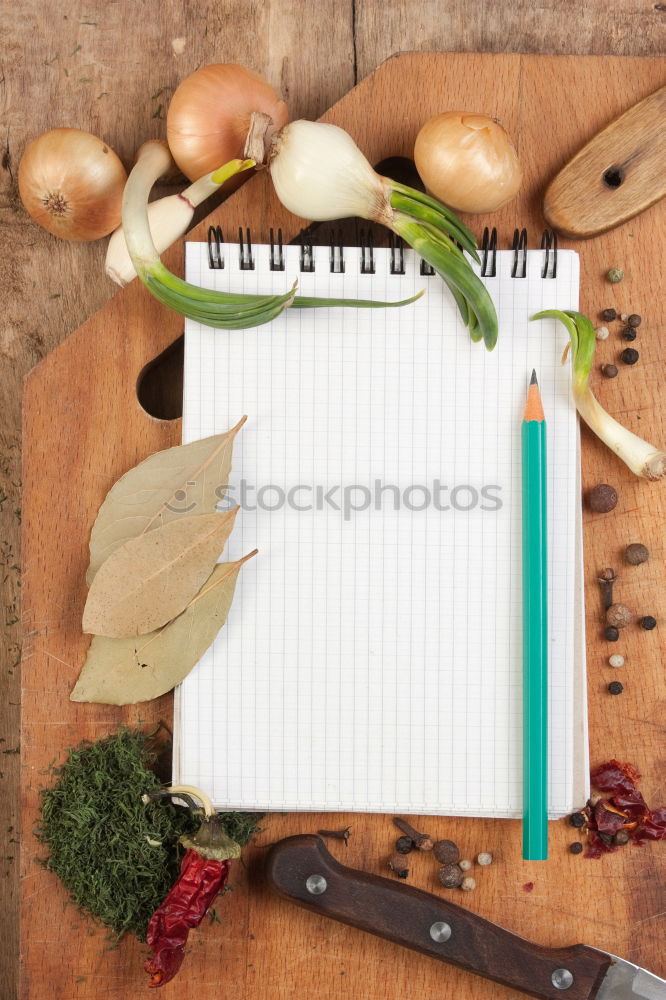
xmin=121 ymin=141 xmax=423 ymax=329
xmin=532 ymin=309 xmax=666 ymax=480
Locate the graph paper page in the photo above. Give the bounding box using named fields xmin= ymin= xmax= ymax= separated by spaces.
xmin=174 ymin=242 xmax=586 ymax=818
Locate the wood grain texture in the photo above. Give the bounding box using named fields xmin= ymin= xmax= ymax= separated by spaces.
xmin=544 ymin=85 xmax=666 ymax=237
xmin=265 ymin=836 xmax=613 ymax=1000
xmin=19 ymin=50 xmax=666 ymax=1000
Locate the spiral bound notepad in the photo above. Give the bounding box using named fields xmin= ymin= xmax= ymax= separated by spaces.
xmin=174 ymin=229 xmax=588 ymax=819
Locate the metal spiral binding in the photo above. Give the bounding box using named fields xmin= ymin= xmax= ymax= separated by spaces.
xmin=329 ymin=230 xmax=345 ymax=274
xmin=206 ymin=226 xmax=556 ymax=281
xmin=388 ymin=233 xmax=405 ymax=275
xmin=480 ymin=227 xmax=497 ymax=278
xmin=360 ymin=229 xmax=375 ymax=275
xmin=207 ymin=225 xmax=224 ymax=269
xmin=269 ymin=228 xmax=285 ymax=271
xmin=511 ymin=227 xmax=528 ymax=279
xmin=238 ymin=227 xmax=255 ymax=270
xmin=540 ymin=229 xmax=558 ymax=279
xmin=299 ymin=237 xmax=316 ymax=273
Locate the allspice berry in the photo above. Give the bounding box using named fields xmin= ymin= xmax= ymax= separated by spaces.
xmin=601 ymin=364 xmax=618 ymax=379
xmin=389 ymin=853 xmax=409 ymax=878
xmin=587 ymin=484 xmax=618 ymax=513
xmin=606 ymin=603 xmax=632 ymax=629
xmin=433 ymin=839 xmax=460 ymax=864
xmin=438 ymin=864 xmax=464 ymax=889
xmin=625 ymin=543 xmax=649 ymax=565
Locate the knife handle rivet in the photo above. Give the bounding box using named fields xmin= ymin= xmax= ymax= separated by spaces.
xmin=551 ymin=968 xmax=574 ymax=990
xmin=429 ymin=921 xmax=452 ymax=943
xmin=305 ymin=874 xmax=328 ymax=895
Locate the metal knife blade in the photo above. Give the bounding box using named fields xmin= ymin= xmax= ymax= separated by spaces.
xmin=596 ymin=955 xmax=666 ymax=1000
xmin=265 ymin=835 xmax=666 ymax=1000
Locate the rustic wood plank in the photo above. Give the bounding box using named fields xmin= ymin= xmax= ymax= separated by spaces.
xmin=3 ymin=0 xmax=666 ymax=994
xmin=19 ymin=50 xmax=666 ymax=1000
xmin=354 ymin=0 xmax=666 ymax=73
xmin=1 ymin=4 xmax=355 ymax=999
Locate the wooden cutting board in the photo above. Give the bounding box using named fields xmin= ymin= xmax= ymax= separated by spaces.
xmin=21 ymin=53 xmax=666 ymax=1000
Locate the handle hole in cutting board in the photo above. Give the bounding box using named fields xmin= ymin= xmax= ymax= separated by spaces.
xmin=603 ymin=165 xmax=625 ymax=188
xmin=136 ymin=336 xmax=184 ymax=420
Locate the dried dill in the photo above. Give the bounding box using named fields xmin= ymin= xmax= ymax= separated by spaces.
xmin=37 ymin=727 xmax=263 ymax=941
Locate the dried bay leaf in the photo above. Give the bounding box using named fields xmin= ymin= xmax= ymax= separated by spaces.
xmin=71 ymin=553 xmax=257 ymax=705
xmin=86 ymin=416 xmax=246 ymax=584
xmin=83 ymin=508 xmax=239 ymax=637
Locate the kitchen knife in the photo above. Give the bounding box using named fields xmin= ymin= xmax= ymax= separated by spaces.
xmin=543 ymin=83 xmax=666 ymax=238
xmin=265 ymin=835 xmax=666 ymax=1000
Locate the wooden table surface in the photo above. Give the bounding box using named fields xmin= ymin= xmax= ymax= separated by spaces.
xmin=2 ymin=3 xmax=665 ymax=999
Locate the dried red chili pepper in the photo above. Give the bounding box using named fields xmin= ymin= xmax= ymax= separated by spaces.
xmin=590 ymin=759 xmax=641 ymax=795
xmin=593 ymin=801 xmax=627 ymax=835
xmin=643 ymin=807 xmax=666 ymax=841
xmin=583 ymin=759 xmax=666 ymax=857
xmin=143 ymin=802 xmax=241 ymax=988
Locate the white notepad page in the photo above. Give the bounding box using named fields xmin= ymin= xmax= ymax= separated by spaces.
xmin=174 ymin=242 xmax=588 ymax=818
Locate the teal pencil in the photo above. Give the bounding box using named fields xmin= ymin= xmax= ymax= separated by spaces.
xmin=522 ymin=370 xmax=548 ymax=861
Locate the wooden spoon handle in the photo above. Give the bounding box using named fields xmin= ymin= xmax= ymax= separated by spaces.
xmin=543 ymin=84 xmax=666 ymax=238
xmin=265 ymin=835 xmax=612 ymax=1000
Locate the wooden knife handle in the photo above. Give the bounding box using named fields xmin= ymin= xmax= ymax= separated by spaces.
xmin=543 ymin=84 xmax=666 ymax=238
xmin=265 ymin=836 xmax=612 ymax=1000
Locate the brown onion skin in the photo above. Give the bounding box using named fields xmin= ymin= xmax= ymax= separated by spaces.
xmin=166 ymin=64 xmax=289 ymax=181
xmin=414 ymin=112 xmax=522 ymax=214
xmin=18 ymin=128 xmax=127 ymax=241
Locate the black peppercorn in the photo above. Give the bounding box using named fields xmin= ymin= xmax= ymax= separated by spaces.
xmin=608 ymin=680 xmax=624 ymax=695
xmin=613 ymin=829 xmax=630 ymax=846
xmin=569 ymin=812 xmax=586 ymax=828
xmin=625 ymin=543 xmax=649 ymax=565
xmin=395 ymin=836 xmax=414 ymax=854
xmin=569 ymin=842 xmax=583 ymax=855
xmin=627 ymin=314 xmax=641 ymax=328
xmin=600 ymin=308 xmax=617 ymax=322
xmin=604 ymin=626 xmax=619 ymax=642
xmin=640 ymin=615 xmax=657 ymax=630
xmin=621 ymin=327 xmax=637 ymax=341
xmin=433 ymin=839 xmax=460 ymax=864
xmin=620 ymin=347 xmax=639 ymax=365
xmin=601 ymin=364 xmax=618 ymax=378
xmin=588 ymin=484 xmax=618 ymax=513
xmin=438 ymin=864 xmax=464 ymax=889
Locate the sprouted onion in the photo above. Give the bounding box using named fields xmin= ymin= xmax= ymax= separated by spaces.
xmin=121 ymin=140 xmax=422 ymax=329
xmin=106 ymin=151 xmax=235 ymax=285
xmin=266 ymin=119 xmax=498 ymax=349
xmin=532 ymin=309 xmax=666 ymax=480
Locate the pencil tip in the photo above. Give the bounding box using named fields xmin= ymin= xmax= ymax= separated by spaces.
xmin=530 ymin=369 xmax=538 ymax=386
